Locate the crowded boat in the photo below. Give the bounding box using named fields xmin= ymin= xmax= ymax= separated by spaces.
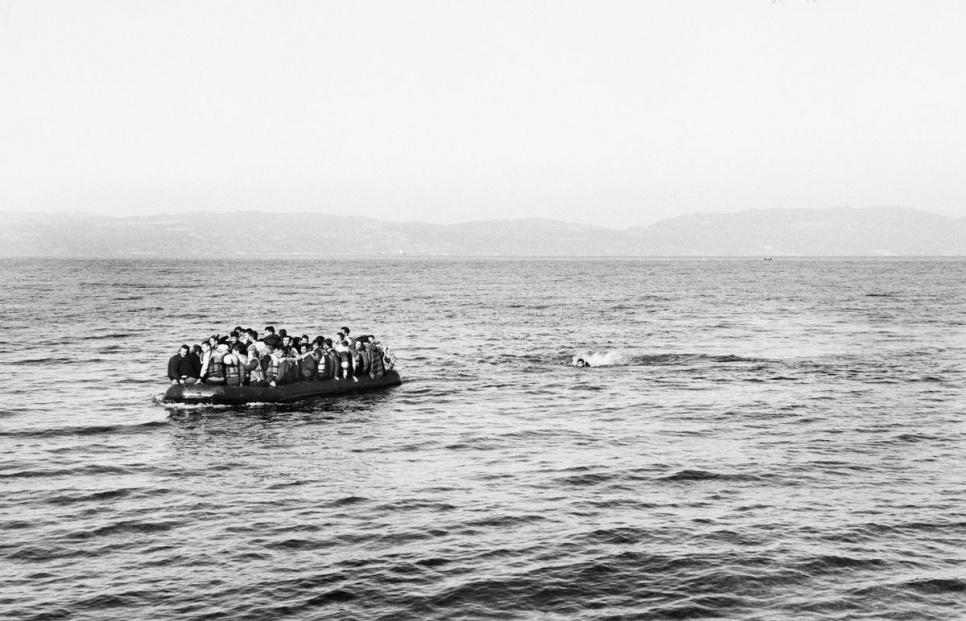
xmin=167 ymin=325 xmax=396 ymax=388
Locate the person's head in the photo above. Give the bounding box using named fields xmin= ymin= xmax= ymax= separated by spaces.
xmin=208 ymin=335 xmax=218 ymax=347
xmin=247 ymin=329 xmax=258 ymax=342
xmin=264 ymin=326 xmax=275 ymax=335
xmin=368 ymin=334 xmax=377 ymax=344
xmin=178 ymin=345 xmax=189 ymax=357
xmin=281 ymin=335 xmax=291 ymax=346
xmin=191 ymin=344 xmax=202 ymax=355
xmin=301 ymin=334 xmax=309 ymax=343
xmin=576 ymin=358 xmax=586 ymax=367
xmin=354 ymin=340 xmax=363 ymax=350
xmin=233 ymin=326 xmax=243 ymax=334
xmin=311 ymin=340 xmax=321 ymax=351
xmin=357 ymin=335 xmax=369 ymax=345
xmin=323 ymin=338 xmax=333 ymax=349
xmin=230 ymin=330 xmax=239 ymax=340
xmin=201 ymin=341 xmax=211 ymax=352
xmin=279 ymin=329 xmax=288 ymax=338
xmin=338 ymin=326 xmax=350 ymax=338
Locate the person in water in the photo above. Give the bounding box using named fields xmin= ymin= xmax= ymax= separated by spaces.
xmin=168 ymin=345 xmax=201 ymax=385
xmin=575 ymin=358 xmax=590 ymax=367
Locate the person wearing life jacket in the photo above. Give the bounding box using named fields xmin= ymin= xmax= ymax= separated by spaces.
xmin=207 ymin=335 xmax=219 ymax=351
xmin=365 ymin=335 xmax=386 ymax=379
xmin=243 ymin=329 xmax=266 ymax=385
xmin=265 ymin=347 xmax=283 ymax=386
xmin=203 ymin=339 xmax=230 ymax=384
xmin=223 ymin=343 xmax=248 ymax=387
xmin=335 ymin=340 xmax=357 ymax=382
xmin=274 ymin=345 xmax=299 ymax=385
xmin=352 ymin=339 xmax=370 ymax=376
xmin=197 ymin=341 xmax=212 ymax=380
xmin=299 ymin=342 xmax=319 ymax=381
xmin=276 ymin=334 xmax=298 ymax=366
xmin=237 ymin=343 xmax=254 ymax=385
xmin=321 ymin=339 xmax=339 ymax=380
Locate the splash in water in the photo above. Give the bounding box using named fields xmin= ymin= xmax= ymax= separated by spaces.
xmin=571 ymin=351 xmax=626 ymax=367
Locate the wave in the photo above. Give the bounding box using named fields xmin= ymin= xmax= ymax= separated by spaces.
xmin=658 ymin=469 xmax=768 ymax=483
xmin=568 ymin=351 xmax=769 ymax=368
xmin=0 ymin=420 xmax=169 ymax=439
xmin=79 ymin=333 xmax=136 ymax=340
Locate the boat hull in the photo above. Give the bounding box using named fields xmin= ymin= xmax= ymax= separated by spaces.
xmin=163 ymin=371 xmax=402 ymax=405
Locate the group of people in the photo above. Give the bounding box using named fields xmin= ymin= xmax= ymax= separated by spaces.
xmin=167 ymin=325 xmax=395 ymax=387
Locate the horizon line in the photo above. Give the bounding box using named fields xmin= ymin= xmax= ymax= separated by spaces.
xmin=1 ymin=205 xmax=956 ymax=232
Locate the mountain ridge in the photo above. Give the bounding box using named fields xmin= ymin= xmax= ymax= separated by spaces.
xmin=1 ymin=207 xmax=963 ymax=257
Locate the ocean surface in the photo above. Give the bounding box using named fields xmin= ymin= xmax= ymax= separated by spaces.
xmin=1 ymin=257 xmax=964 ymax=620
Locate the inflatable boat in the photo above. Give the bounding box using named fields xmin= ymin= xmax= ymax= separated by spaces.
xmin=163 ymin=371 xmax=402 ymax=405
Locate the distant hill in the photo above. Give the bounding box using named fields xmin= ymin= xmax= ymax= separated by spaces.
xmin=627 ymin=207 xmax=966 ymax=256
xmin=0 ymin=207 xmax=963 ymax=257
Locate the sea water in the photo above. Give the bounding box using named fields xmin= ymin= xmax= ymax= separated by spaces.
xmin=1 ymin=258 xmax=964 ymax=620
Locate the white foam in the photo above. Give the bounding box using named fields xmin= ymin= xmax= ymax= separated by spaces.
xmin=572 ymin=351 xmax=625 ymax=367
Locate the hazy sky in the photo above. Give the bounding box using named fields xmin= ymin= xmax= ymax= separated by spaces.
xmin=1 ymin=1 xmax=964 ymax=228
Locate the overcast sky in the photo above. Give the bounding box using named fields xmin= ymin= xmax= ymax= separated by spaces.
xmin=1 ymin=1 xmax=964 ymax=228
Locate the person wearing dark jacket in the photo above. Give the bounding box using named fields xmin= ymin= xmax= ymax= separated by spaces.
xmin=365 ymin=337 xmax=385 ymax=379
xmin=352 ymin=339 xmax=370 ymax=375
xmin=262 ymin=326 xmax=282 ymax=349
xmin=168 ymin=345 xmax=200 ymax=385
xmin=322 ymin=339 xmax=339 ymax=380
xmin=299 ymin=343 xmax=319 ymax=381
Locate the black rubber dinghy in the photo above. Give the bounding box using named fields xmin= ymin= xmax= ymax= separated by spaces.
xmin=164 ymin=371 xmax=402 ymax=405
